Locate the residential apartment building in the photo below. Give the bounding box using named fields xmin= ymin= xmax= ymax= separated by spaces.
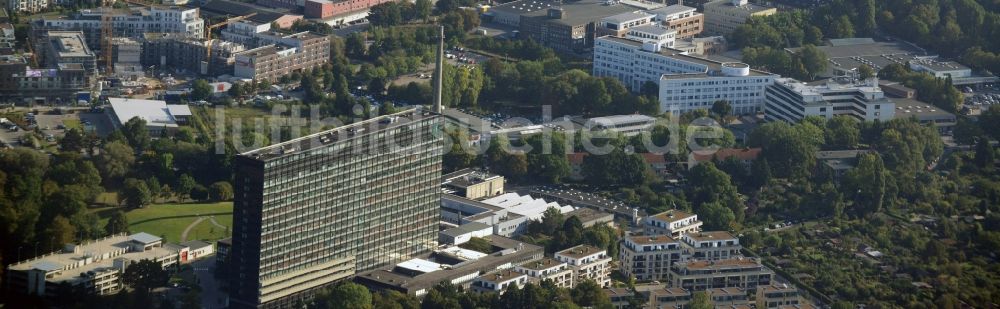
xmin=644 ymin=209 xmax=702 ymax=237
xmin=37 ymin=6 xmax=204 ymax=50
xmin=233 ymin=31 xmax=330 ymax=82
xmin=141 ymin=33 xmax=246 ymax=76
xmin=681 ymin=231 xmax=742 ymax=261
xmin=669 ymin=258 xmax=774 ymax=292
xmin=620 ymin=235 xmax=684 ymax=281
xmin=594 ymin=35 xmax=775 ymax=114
xmin=228 ymin=109 xmax=442 ymax=308
xmin=302 ymin=0 xmax=394 ymax=20
xmin=758 ymin=284 xmax=802 ymax=308
xmin=648 ymin=4 xmax=703 ymax=39
xmin=6 ymin=0 xmax=47 ymax=13
xmin=11 ymin=63 xmax=93 ymax=104
xmin=555 ymin=245 xmax=613 ymax=287
xmin=515 ymin=257 xmax=575 ymax=288
xmin=221 ymin=20 xmax=272 ymax=47
xmin=764 ymin=77 xmax=895 ymax=122
xmin=471 ymin=270 xmax=529 ymax=294
xmin=0 ymin=54 xmax=24 ymax=97
xmin=710 ymin=287 xmax=751 ymax=307
xmin=702 ymin=0 xmax=776 ymax=36
xmin=37 ymin=31 xmax=96 ymax=75
xmin=6 ymin=233 xmax=180 ymax=297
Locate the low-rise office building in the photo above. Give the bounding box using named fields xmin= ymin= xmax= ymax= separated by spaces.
xmin=565 ymin=208 xmax=615 ymax=228
xmin=515 ymin=258 xmax=575 ymax=288
xmin=555 ymin=245 xmax=612 ymax=287
xmin=518 ymin=0 xmax=643 ymax=53
xmin=179 ymin=240 xmax=214 ymax=262
xmin=574 ymin=114 xmax=657 ymax=136
xmin=356 ymin=236 xmax=543 ymax=297
xmin=644 ymin=209 xmax=702 ymax=237
xmin=669 ymin=258 xmax=774 ymax=292
xmin=764 ymin=77 xmax=895 ymax=122
xmin=687 ymin=147 xmax=761 ymax=169
xmin=892 ymin=98 xmax=956 ymax=133
xmin=6 ymin=233 xmax=181 ymax=297
xmin=597 ymin=11 xmax=656 ymax=38
xmin=485 ymin=0 xmax=557 ymax=27
xmin=442 ymin=169 xmax=505 ymax=200
xmin=620 ymin=235 xmax=684 ymax=281
xmin=702 ymin=0 xmax=776 ymax=36
xmin=439 ymin=222 xmax=494 ymax=245
xmin=106 ymin=97 xmax=191 ymax=135
xmin=648 ymin=4 xmax=702 ymax=39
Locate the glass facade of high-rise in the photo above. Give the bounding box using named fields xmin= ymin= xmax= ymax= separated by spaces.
xmin=229 ymin=109 xmax=443 ymax=308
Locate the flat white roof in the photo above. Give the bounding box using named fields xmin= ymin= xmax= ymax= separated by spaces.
xmin=108 ymin=98 xmax=189 ymax=128
xmin=396 ymin=258 xmax=442 ymax=274
xmin=439 ymin=247 xmax=489 ymax=261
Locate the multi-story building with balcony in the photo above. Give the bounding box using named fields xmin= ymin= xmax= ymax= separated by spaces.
xmin=37 ymin=31 xmax=96 ymax=75
xmin=764 ymin=77 xmax=896 ymax=122
xmin=644 ymin=210 xmax=702 ymax=237
xmin=515 ymin=257 xmax=575 ymax=288
xmin=669 ymin=258 xmax=774 ymax=292
xmin=758 ymin=284 xmax=802 ymax=308
xmin=681 ymin=231 xmax=742 ymax=261
xmin=620 ymin=235 xmax=684 ymax=282
xmin=555 ymin=245 xmax=613 ymax=287
xmin=7 ymin=0 xmax=49 ymax=13
xmin=233 ymin=31 xmax=330 ymax=82
xmin=36 ymin=6 xmax=204 ymax=51
xmin=471 ymin=269 xmax=529 ymax=294
xmin=709 ymin=287 xmax=751 ymax=307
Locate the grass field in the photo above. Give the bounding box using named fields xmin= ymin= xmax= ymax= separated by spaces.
xmin=93 ymin=202 xmax=233 ymax=243
xmin=62 ymin=118 xmax=81 ymax=130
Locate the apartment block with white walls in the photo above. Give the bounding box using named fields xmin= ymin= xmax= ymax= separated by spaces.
xmin=555 ymin=245 xmax=613 ymax=287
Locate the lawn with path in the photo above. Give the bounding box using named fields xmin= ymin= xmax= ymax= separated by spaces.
xmin=93 ymin=202 xmax=233 ymax=243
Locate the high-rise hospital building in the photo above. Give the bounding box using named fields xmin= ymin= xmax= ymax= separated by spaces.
xmin=228 ymin=108 xmax=443 ymax=308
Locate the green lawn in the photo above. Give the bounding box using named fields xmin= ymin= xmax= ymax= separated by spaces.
xmin=62 ymin=118 xmax=82 ymax=130
xmin=93 ymin=202 xmax=233 ymax=243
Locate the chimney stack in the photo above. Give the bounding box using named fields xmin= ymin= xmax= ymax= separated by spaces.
xmin=433 ymin=25 xmax=444 ymax=114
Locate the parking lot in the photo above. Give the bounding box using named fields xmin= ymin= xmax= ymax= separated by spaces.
xmin=0 ymin=107 xmax=114 ymax=148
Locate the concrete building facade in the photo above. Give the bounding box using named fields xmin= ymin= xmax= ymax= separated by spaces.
xmin=620 ymin=235 xmax=684 ymax=281
xmin=649 ymin=4 xmax=702 ymax=39
xmin=229 ymin=109 xmax=442 ymax=308
xmin=669 ymin=258 xmax=774 ymax=292
xmin=233 ymin=32 xmax=330 ymax=82
xmin=764 ymin=77 xmax=895 ymax=122
xmin=38 ymin=6 xmax=204 ymax=50
xmin=702 ymin=0 xmax=775 ymax=36
xmin=644 ymin=209 xmax=702 ymax=237
xmin=515 ymin=257 xmax=575 ymax=288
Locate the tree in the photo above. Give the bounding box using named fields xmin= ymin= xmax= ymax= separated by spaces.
xmin=974 ymin=137 xmax=996 ymax=170
xmin=45 ymin=215 xmax=76 ymax=251
xmin=228 ymin=82 xmax=244 ymax=98
xmin=415 ymin=0 xmax=432 ymax=21
xmin=60 ymin=128 xmax=86 ymax=152
xmin=176 ymin=174 xmax=197 ymax=201
xmin=105 ymin=210 xmax=130 ymax=234
xmin=700 ymin=201 xmax=736 ymax=230
xmin=209 ymin=181 xmax=234 ymax=201
xmin=981 ymin=105 xmax=1000 ymax=140
xmin=190 ymin=79 xmax=212 ymax=101
xmin=857 ymin=64 xmax=875 ymax=80
xmin=122 ymin=117 xmax=151 ymax=152
xmin=97 ymin=141 xmax=136 ymax=181
xmin=316 ymin=282 xmax=373 ymax=309
xmin=797 ymin=45 xmax=829 ymax=80
xmin=711 ymin=100 xmax=732 ymax=119
xmin=690 ymin=292 xmax=712 ymax=309
xmin=181 ymin=289 xmax=201 ymax=309
xmin=122 ymin=259 xmax=169 ymax=292
xmin=570 ymin=280 xmax=611 ymax=308
xmin=842 ymin=153 xmax=887 ymax=216
xmin=122 ymin=178 xmax=152 ymax=208
xmin=825 ymin=115 xmax=860 ymax=149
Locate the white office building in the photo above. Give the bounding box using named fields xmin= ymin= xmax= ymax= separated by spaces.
xmin=764 ymin=77 xmax=896 ymax=122
xmin=594 ymin=34 xmax=775 ymax=114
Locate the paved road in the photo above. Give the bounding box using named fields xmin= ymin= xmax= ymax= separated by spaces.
xmin=208 ymin=216 xmax=226 ymax=229
xmin=180 ymin=217 xmax=207 ymax=242
xmin=192 ymin=258 xmax=228 ymax=309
